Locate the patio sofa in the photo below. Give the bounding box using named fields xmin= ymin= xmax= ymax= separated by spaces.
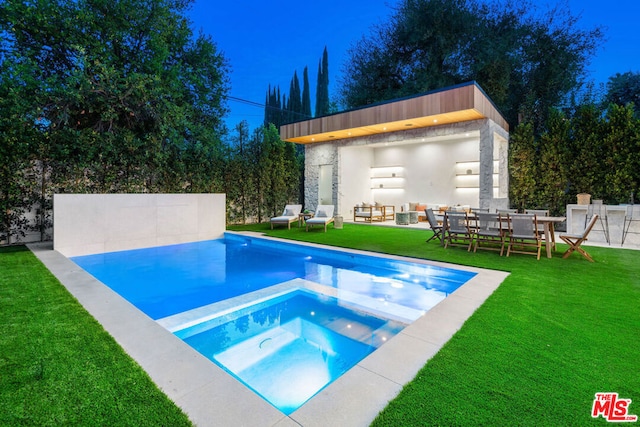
xmin=400 ymin=202 xmax=444 ymax=222
xmin=354 ymin=203 xmax=395 ymax=222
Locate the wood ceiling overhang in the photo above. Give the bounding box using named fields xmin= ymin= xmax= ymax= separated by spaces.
xmin=280 ymin=82 xmax=509 ymax=144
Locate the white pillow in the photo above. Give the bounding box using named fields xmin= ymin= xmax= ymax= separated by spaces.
xmin=284 ymin=209 xmax=294 ymax=216
xmin=316 ymin=210 xmax=326 ymax=218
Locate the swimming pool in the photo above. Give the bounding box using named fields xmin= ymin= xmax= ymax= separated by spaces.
xmin=70 ymin=233 xmax=477 ymax=413
xmin=176 ymin=289 xmax=406 ymax=414
xmin=71 ymin=233 xmax=476 ymax=321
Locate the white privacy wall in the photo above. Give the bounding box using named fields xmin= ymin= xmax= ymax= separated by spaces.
xmin=54 ymin=193 xmax=226 ymax=257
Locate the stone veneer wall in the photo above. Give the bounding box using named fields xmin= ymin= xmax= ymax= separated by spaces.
xmin=53 ymin=193 xmax=226 ymax=257
xmin=304 ymin=118 xmax=509 ymax=216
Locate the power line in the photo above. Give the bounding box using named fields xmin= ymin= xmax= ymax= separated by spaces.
xmin=225 ymin=95 xmax=312 ymax=120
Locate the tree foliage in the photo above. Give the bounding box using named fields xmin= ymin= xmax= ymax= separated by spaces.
xmin=603 ymin=71 xmax=640 ymax=117
xmin=315 ymin=46 xmax=330 ymax=117
xmin=510 ymin=104 xmax=640 ymax=214
xmin=339 ymin=0 xmax=603 ymax=131
xmin=225 ymin=123 xmax=301 ymax=224
xmin=264 ymin=48 xmax=330 ymax=128
xmin=0 ymin=0 xmax=230 ymax=242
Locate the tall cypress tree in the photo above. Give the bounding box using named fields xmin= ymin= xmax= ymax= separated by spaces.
xmin=264 ymin=48 xmax=329 ymax=125
xmin=302 ymin=66 xmax=311 ymax=119
xmin=315 ymin=46 xmax=330 ymax=117
xmin=287 ymin=70 xmax=302 ymax=123
xmin=264 ymin=84 xmax=286 ymax=127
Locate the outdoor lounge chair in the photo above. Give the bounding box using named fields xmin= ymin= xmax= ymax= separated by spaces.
xmin=506 ymin=213 xmax=542 ymax=260
xmin=559 ymin=214 xmax=598 ymax=262
xmin=270 ymin=204 xmax=302 ymax=229
xmin=305 ymin=205 xmax=335 ymax=232
xmin=425 ymin=208 xmax=443 ymax=243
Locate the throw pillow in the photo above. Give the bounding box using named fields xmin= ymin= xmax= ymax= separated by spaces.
xmin=409 ymin=202 xmax=418 ymax=211
xmin=416 ymin=204 xmax=426 ymax=212
xmin=284 ymin=209 xmax=294 ymax=216
xmin=316 ymin=210 xmax=326 ymax=218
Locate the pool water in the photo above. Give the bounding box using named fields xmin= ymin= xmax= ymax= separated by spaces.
xmin=70 ymin=233 xmax=476 ymax=414
xmin=177 ymin=290 xmax=405 ymax=414
xmin=71 ymin=233 xmax=476 ymax=320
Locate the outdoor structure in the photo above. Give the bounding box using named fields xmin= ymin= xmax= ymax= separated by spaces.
xmin=566 ymin=203 xmax=640 ymax=247
xmin=280 ymin=82 xmax=510 ymax=218
xmin=53 ymin=193 xmax=226 ymax=257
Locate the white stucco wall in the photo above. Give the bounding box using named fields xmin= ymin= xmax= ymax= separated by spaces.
xmin=305 ymin=118 xmax=509 ymax=216
xmin=53 ymin=193 xmax=226 ymax=257
xmin=339 ymin=146 xmax=374 ymax=217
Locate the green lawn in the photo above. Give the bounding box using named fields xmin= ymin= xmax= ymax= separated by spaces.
xmin=2 ymin=223 xmax=639 ymax=425
xmin=0 ymin=246 xmax=192 ymax=426
xmin=229 ymin=223 xmax=640 ymax=426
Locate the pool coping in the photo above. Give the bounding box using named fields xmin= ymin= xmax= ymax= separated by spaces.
xmin=28 ymin=233 xmax=509 ymax=427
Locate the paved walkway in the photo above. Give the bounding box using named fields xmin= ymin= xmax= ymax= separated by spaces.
xmin=29 ymin=237 xmax=508 ymax=427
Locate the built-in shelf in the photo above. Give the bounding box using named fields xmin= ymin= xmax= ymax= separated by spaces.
xmin=370 ymin=166 xmax=404 ymax=190
xmin=455 ymin=160 xmax=499 ymax=188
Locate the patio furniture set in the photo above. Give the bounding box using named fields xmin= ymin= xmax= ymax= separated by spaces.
xmin=270 ymin=203 xmax=595 ymax=261
xmin=425 ymin=208 xmax=594 ymax=261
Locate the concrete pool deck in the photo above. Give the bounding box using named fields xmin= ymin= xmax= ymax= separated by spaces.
xmin=29 ymin=235 xmax=509 ymax=426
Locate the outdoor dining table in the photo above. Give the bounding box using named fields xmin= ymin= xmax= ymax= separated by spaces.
xmin=536 ymin=216 xmax=566 ymax=258
xmin=440 ymin=212 xmax=566 ymax=258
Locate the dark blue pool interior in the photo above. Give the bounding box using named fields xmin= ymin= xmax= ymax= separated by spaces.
xmin=71 ymin=234 xmax=476 ymax=320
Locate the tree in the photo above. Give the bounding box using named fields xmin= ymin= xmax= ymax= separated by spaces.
xmin=265 ymin=48 xmax=330 ymax=126
xmin=339 ymin=0 xmax=603 ymax=131
xmin=286 ymin=70 xmax=302 ymax=124
xmin=604 ymin=72 xmax=640 ymax=117
xmin=250 ymin=124 xmax=300 ymax=220
xmin=225 ymin=121 xmax=253 ymax=224
xmin=302 ymin=66 xmax=311 ymax=120
xmin=602 ymin=104 xmax=640 ymax=203
xmin=537 ymin=109 xmax=572 ymax=215
xmin=315 ymin=46 xmax=330 ymax=117
xmin=0 ymin=0 xmax=230 ymax=241
xmin=0 ymin=59 xmax=39 ymax=243
xmin=566 ymin=103 xmax=605 ymax=198
xmin=264 ymin=84 xmax=284 ymax=128
xmin=508 ymin=123 xmax=538 ymax=211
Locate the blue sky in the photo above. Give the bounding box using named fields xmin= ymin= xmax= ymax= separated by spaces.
xmin=188 ymin=0 xmax=640 ymax=132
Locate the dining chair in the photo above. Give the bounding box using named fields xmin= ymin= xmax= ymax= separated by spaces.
xmin=444 ymin=211 xmax=475 ymax=251
xmin=474 ymin=212 xmax=507 ymax=255
xmin=525 ymin=209 xmax=550 ymax=236
xmin=425 ymin=208 xmax=444 ymax=244
xmin=506 ymin=213 xmax=542 ymax=260
xmin=560 ymin=214 xmax=599 ymax=262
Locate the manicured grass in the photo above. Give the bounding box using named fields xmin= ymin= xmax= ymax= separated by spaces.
xmin=230 ymin=222 xmax=640 ymax=426
xmin=0 ymin=246 xmax=192 ymax=426
xmin=2 ymin=223 xmax=639 ymax=425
